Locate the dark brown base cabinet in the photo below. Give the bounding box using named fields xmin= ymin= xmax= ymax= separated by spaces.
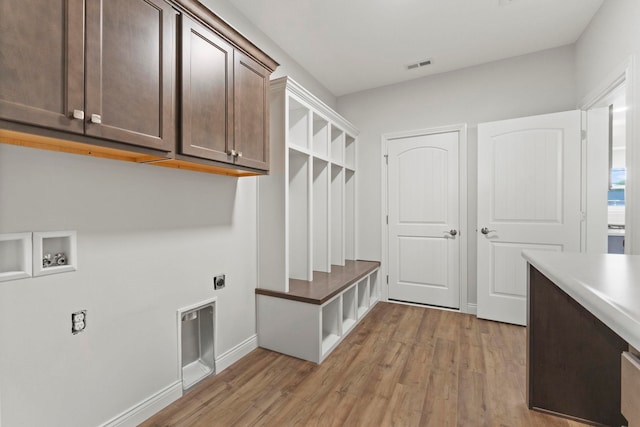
xmin=527 ymin=266 xmax=628 ymax=427
xmin=0 ymin=0 xmax=277 ymax=176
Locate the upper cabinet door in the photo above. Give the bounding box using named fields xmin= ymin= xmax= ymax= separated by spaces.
xmin=234 ymin=52 xmax=270 ymax=171
xmin=84 ymin=0 xmax=175 ymax=151
xmin=0 ymin=0 xmax=84 ymax=133
xmin=180 ymin=15 xmax=233 ymax=163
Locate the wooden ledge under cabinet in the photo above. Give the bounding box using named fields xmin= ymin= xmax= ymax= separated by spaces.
xmin=255 ymin=260 xmax=381 ymax=305
xmin=0 ymin=126 xmax=264 ymax=178
xmin=0 ymin=126 xmax=164 ymax=164
xmin=143 ymin=158 xmax=263 ymax=177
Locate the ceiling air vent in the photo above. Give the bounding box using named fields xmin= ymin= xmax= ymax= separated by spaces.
xmin=407 ymin=59 xmax=432 ymax=70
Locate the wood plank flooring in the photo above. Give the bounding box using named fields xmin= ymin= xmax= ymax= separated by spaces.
xmin=141 ymin=302 xmax=589 ymax=427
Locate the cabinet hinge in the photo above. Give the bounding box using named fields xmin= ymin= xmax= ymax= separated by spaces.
xmin=581 ymin=211 xmax=587 ymax=222
xmin=386 ymin=215 xmax=389 ymax=225
xmin=384 ymin=154 xmax=388 ymax=164
xmin=386 ymin=275 xmax=389 ymax=284
xmin=581 ymin=129 xmax=587 ymax=141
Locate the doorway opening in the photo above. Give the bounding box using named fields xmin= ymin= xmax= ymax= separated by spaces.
xmin=581 ymin=57 xmax=634 ymax=254
xmin=604 ymin=87 xmax=627 ymax=253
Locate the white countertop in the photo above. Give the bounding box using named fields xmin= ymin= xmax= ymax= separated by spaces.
xmin=522 ymin=251 xmax=640 ymax=351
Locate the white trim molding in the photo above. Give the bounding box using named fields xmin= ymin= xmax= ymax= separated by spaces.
xmin=215 ymin=334 xmax=258 ymax=373
xmin=271 ymin=77 xmax=359 ymax=137
xmin=580 ymin=56 xmax=633 ymax=110
xmin=467 ymin=303 xmax=478 ymax=316
xmin=580 ymin=55 xmax=636 ymax=255
xmin=380 ymin=123 xmax=469 ymax=313
xmin=100 ymin=381 xmax=182 ymax=427
xmin=101 ymin=333 xmax=258 ymax=427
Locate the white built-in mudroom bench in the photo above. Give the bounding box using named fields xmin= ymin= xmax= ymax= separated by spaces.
xmin=256 ymin=77 xmax=380 ymax=363
xmin=256 ymin=260 xmax=380 ymax=363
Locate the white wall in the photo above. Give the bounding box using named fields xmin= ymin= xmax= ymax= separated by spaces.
xmin=575 ymin=0 xmax=640 ymax=253
xmin=200 ymin=0 xmax=337 ymax=108
xmin=4 ymin=1 xmax=633 ymax=423
xmin=0 ymin=2 xmax=337 ymax=425
xmin=575 ymin=0 xmax=640 ymax=102
xmin=337 ymin=45 xmax=577 ymax=306
xmin=0 ymin=144 xmax=257 ymax=426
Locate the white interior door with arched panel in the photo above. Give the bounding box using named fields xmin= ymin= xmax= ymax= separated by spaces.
xmin=477 ymin=111 xmax=583 ymax=325
xmin=384 ymin=125 xmax=467 ymax=310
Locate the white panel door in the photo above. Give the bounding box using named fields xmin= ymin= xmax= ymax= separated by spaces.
xmin=388 ymin=131 xmax=460 ymax=308
xmin=477 ymin=110 xmax=582 ymax=325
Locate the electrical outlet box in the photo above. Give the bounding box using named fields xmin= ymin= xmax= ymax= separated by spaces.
xmin=214 ymin=274 xmax=225 ymax=290
xmin=72 ymin=310 xmax=87 ymax=334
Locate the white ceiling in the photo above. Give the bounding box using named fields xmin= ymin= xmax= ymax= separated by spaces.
xmin=228 ymin=0 xmax=604 ymax=96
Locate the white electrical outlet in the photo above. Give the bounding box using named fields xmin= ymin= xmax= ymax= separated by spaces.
xmin=72 ymin=310 xmax=87 ymax=334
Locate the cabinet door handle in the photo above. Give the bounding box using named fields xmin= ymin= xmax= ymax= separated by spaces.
xmin=90 ymin=114 xmax=102 ymax=124
xmin=72 ymin=109 xmax=85 ymax=120
xmin=236 ymin=151 xmax=242 ymax=158
xmin=228 ymin=149 xmax=237 ymax=157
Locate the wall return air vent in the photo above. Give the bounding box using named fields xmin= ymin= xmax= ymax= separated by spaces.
xmin=407 ymin=59 xmax=432 ymax=70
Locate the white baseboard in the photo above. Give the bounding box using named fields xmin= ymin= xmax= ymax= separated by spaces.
xmin=388 ymin=299 xmax=462 ymax=313
xmin=215 ymin=334 xmax=258 ymax=373
xmin=100 ymin=380 xmax=182 ymax=427
xmin=98 ymin=335 xmax=257 ymax=427
xmin=467 ymin=303 xmax=477 ymax=315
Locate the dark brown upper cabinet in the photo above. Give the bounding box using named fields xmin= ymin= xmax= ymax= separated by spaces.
xmin=0 ymin=0 xmax=175 ymax=152
xmin=0 ymin=0 xmax=278 ymax=176
xmin=0 ymin=0 xmax=85 ymax=134
xmin=179 ymin=13 xmax=271 ymax=171
xmin=180 ymin=14 xmax=234 ymax=163
xmin=85 ymin=0 xmax=175 ymax=151
xmin=234 ymin=51 xmax=270 ymax=171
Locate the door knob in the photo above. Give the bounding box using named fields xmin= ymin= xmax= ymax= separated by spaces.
xmin=447 ymin=229 xmax=458 ymax=236
xmin=480 ymin=227 xmax=495 ymax=235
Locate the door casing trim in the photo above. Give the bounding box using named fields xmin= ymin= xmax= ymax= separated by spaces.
xmin=580 ymin=55 xmax=635 ymax=254
xmin=380 ymin=123 xmax=469 ymax=313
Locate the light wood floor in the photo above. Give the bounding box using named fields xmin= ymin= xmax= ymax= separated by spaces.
xmin=141 ymin=302 xmax=589 ymax=427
